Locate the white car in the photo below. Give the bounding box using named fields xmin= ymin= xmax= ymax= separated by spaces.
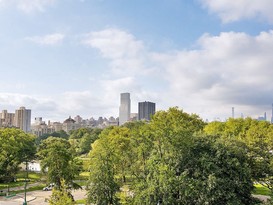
xmin=43 ymin=183 xmax=54 ymax=191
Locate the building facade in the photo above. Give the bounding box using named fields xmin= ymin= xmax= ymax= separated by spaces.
xmin=15 ymin=107 xmax=31 ymax=132
xmin=0 ymin=110 xmax=15 ymax=128
xmin=138 ymin=101 xmax=156 ymax=121
xmin=119 ymin=93 xmax=131 ymax=125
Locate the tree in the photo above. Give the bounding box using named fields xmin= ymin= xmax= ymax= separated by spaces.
xmin=204 ymin=118 xmax=273 ymax=194
xmin=49 ymin=179 xmax=75 ymax=205
xmin=37 ymin=137 xmax=82 ymax=189
xmin=131 ymin=107 xmax=205 ymax=204
xmin=0 ymin=128 xmax=36 ymax=182
xmin=69 ymin=128 xmax=102 ymax=155
xmin=35 ymin=130 xmax=69 ymax=145
xmin=87 ymin=127 xmax=121 ymax=205
xmin=86 ymin=108 xmax=258 ymax=204
xmin=176 ymin=136 xmax=256 ymax=205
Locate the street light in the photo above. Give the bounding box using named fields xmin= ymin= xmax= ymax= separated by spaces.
xmin=23 ymin=161 xmax=28 ymax=205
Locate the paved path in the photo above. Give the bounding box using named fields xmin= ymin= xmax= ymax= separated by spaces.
xmin=0 ymin=189 xmax=87 ymax=205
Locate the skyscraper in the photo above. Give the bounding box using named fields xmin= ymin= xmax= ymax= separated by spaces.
xmin=119 ymin=93 xmax=131 ymax=125
xmin=15 ymin=107 xmax=31 ymax=133
xmin=138 ymin=101 xmax=156 ymax=121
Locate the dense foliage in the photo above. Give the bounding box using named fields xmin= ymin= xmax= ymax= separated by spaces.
xmin=49 ymin=179 xmax=75 ymax=205
xmin=2 ymin=111 xmax=273 ymax=204
xmin=0 ymin=128 xmax=36 ymax=182
xmin=204 ymin=118 xmax=273 ymax=193
xmin=37 ymin=137 xmax=82 ymax=189
xmin=35 ymin=130 xmax=69 ymax=145
xmin=69 ymin=128 xmax=102 ymax=155
xmin=87 ymin=108 xmax=259 ymax=205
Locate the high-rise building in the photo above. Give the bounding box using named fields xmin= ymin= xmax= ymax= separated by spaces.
xmin=119 ymin=93 xmax=131 ymax=125
xmin=138 ymin=101 xmax=156 ymax=121
xmin=15 ymin=107 xmax=31 ymax=133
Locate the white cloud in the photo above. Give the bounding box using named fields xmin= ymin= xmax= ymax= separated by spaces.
xmin=154 ymin=30 xmax=273 ymax=119
xmin=83 ymin=28 xmax=152 ymax=76
xmin=4 ymin=29 xmax=273 ymax=122
xmin=200 ymin=0 xmax=273 ymax=23
xmin=81 ymin=28 xmax=273 ymax=120
xmin=25 ymin=33 xmax=65 ymax=46
xmin=0 ymin=93 xmax=58 ymax=120
xmin=0 ymin=0 xmax=56 ymax=13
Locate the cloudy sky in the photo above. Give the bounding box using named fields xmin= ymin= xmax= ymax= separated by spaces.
xmin=0 ymin=0 xmax=273 ymax=122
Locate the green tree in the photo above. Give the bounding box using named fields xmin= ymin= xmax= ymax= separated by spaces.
xmin=0 ymin=128 xmax=36 ymax=182
xmin=36 ymin=130 xmax=69 ymax=145
xmin=204 ymin=118 xmax=273 ymax=194
xmin=131 ymin=107 xmax=205 ymax=204
xmin=87 ymin=127 xmax=120 ymax=205
xmin=69 ymin=128 xmax=102 ymax=155
xmin=49 ymin=179 xmax=75 ymax=205
xmin=176 ymin=136 xmax=256 ymax=205
xmin=37 ymin=137 xmax=82 ymax=189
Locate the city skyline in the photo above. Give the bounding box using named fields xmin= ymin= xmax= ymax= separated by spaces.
xmin=0 ymin=1 xmax=273 ymax=121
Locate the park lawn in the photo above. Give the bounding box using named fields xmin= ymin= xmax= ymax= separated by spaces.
xmin=16 ymin=171 xmax=43 ymax=181
xmin=75 ymin=198 xmax=87 ymax=204
xmin=13 ymin=184 xmax=46 ymax=194
xmin=0 ymin=181 xmax=25 ymax=189
xmin=0 ymin=171 xmax=45 ymax=190
xmin=253 ymin=184 xmax=271 ymax=196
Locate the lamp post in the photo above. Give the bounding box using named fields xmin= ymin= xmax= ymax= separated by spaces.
xmin=23 ymin=161 xmax=28 ymax=205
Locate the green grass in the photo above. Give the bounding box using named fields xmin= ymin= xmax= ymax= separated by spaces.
xmin=253 ymin=184 xmax=271 ymax=196
xmin=0 ymin=182 xmax=25 ymax=189
xmin=75 ymin=198 xmax=87 ymax=204
xmin=0 ymin=171 xmax=45 ymax=192
xmin=13 ymin=184 xmax=45 ymax=194
xmin=16 ymin=171 xmax=44 ymax=181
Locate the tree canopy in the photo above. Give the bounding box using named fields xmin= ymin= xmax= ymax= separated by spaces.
xmin=87 ymin=108 xmax=257 ymax=204
xmin=37 ymin=137 xmax=82 ymax=189
xmin=0 ymin=128 xmax=36 ymax=182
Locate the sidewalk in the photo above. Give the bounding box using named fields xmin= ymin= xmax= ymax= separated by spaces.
xmin=0 ymin=194 xmax=36 ymax=205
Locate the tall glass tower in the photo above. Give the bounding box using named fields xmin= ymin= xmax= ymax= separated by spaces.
xmin=119 ymin=93 xmax=131 ymax=125
xmin=138 ymin=101 xmax=156 ymax=121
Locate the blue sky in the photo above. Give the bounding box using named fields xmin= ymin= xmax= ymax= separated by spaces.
xmin=0 ymin=0 xmax=273 ymax=122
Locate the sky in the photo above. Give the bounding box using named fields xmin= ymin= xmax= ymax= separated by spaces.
xmin=0 ymin=0 xmax=273 ymax=122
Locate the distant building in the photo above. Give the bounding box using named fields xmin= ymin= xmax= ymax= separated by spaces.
xmin=257 ymin=112 xmax=267 ymax=121
xmin=119 ymin=93 xmax=131 ymax=125
xmin=0 ymin=110 xmax=15 ymax=128
xmin=138 ymin=101 xmax=156 ymax=121
xmin=15 ymin=107 xmax=31 ymax=133
xmin=52 ymin=122 xmax=63 ymax=132
xmin=108 ymin=116 xmax=118 ymax=126
xmin=74 ymin=115 xmax=83 ymax=124
xmin=27 ymin=161 xmax=42 ymax=172
xmin=62 ymin=116 xmax=80 ymax=133
xmin=31 ymin=117 xmax=55 ymax=137
xmin=130 ymin=113 xmax=138 ymax=121
xmin=34 ymin=117 xmax=43 ymax=125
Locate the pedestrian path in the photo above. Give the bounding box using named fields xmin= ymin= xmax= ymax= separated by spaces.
xmin=0 ymin=194 xmax=36 ymax=205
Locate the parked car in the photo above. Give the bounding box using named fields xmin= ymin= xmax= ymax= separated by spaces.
xmin=43 ymin=183 xmax=54 ymax=191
